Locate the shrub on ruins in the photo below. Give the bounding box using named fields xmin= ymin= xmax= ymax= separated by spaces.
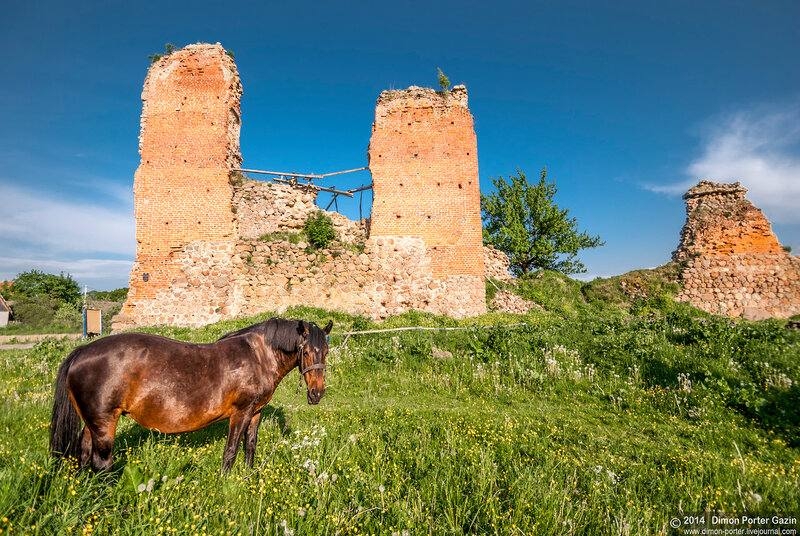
xmin=148 ymin=42 xmax=177 ymax=64
xmin=481 ymin=169 xmax=604 ymax=276
xmin=437 ymin=67 xmax=451 ymax=91
xmin=304 ymin=211 xmax=336 ymax=250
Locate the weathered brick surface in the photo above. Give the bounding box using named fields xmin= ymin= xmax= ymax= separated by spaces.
xmin=369 ymin=86 xmax=484 ymax=277
xmin=674 ymin=180 xmax=800 ymax=320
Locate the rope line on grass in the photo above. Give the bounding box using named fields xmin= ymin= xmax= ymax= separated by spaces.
xmin=334 ymin=322 xmax=532 ymax=347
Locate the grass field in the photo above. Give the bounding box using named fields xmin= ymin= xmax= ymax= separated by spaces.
xmin=0 ymin=276 xmax=798 ymax=535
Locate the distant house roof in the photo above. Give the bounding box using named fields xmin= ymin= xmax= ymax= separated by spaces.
xmin=0 ymin=293 xmax=9 ymax=313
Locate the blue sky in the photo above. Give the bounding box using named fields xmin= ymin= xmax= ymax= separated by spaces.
xmin=1 ymin=0 xmax=798 ymax=290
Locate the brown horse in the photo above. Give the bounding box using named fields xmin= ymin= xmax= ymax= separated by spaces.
xmin=50 ymin=318 xmax=332 ymax=472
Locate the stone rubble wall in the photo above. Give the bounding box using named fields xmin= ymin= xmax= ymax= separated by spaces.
xmin=678 ymin=253 xmax=800 ymax=320
xmin=673 ymin=180 xmax=800 ymax=320
xmin=126 ymin=235 xmax=485 ymax=327
xmin=490 ymin=290 xmax=538 ymax=314
xmin=233 ymin=180 xmax=317 ymax=238
xmin=484 ymin=245 xmax=513 ymax=282
xmin=232 ymin=179 xmax=368 ymax=244
xmin=125 ymin=241 xmax=237 ymax=327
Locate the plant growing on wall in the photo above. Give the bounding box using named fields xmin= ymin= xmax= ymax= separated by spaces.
xmin=481 ymin=169 xmax=604 ymax=276
xmin=437 ymin=67 xmax=451 ymax=91
xmin=304 ymin=211 xmax=336 ymax=250
xmin=149 ymin=43 xmax=177 ymax=64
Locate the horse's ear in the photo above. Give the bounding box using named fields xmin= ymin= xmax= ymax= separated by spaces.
xmin=323 ymin=320 xmax=333 ymax=334
xmin=297 ymin=321 xmax=309 ymax=338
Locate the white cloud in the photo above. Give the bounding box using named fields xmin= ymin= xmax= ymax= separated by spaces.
xmin=0 ymin=183 xmax=134 ymax=256
xmin=0 ymin=183 xmax=134 ymax=289
xmin=648 ymin=102 xmax=800 ymax=223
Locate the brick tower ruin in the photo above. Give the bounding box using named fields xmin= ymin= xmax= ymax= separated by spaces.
xmin=368 ymin=86 xmax=486 ymax=316
xmin=115 ymin=43 xmax=242 ymax=327
xmin=114 ymin=44 xmax=486 ymax=329
xmin=674 ymin=180 xmax=800 ymax=320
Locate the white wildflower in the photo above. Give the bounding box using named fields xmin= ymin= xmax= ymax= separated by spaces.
xmin=678 ymin=372 xmax=692 ymax=393
xmin=302 ymin=458 xmax=317 ymax=476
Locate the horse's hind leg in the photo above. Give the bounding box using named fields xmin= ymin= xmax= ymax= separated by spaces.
xmin=243 ymin=412 xmax=262 ymax=468
xmin=88 ymin=412 xmax=121 ymax=471
xmin=79 ymin=426 xmax=92 ymax=468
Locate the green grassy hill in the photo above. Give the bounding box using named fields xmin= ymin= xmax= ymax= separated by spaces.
xmin=0 ymin=273 xmax=798 ymax=534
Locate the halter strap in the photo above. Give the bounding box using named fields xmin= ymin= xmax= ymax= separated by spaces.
xmin=297 ymin=343 xmax=326 ymax=375
xmin=300 ymin=362 xmax=326 ymax=375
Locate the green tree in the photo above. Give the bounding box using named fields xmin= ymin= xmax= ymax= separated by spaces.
xmin=481 ymin=169 xmax=604 ymax=276
xmin=9 ymin=270 xmax=81 ymax=306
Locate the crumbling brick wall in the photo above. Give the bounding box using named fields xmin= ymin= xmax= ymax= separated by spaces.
xmin=114 ymin=44 xmax=488 ymax=329
xmin=674 ymin=180 xmax=800 ymax=320
xmin=115 ymin=43 xmax=242 ymax=328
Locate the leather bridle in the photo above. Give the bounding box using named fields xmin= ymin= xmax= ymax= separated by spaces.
xmin=298 ymin=343 xmax=326 ymax=376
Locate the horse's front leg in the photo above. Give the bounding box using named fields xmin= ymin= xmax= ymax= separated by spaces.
xmin=242 ymin=411 xmax=262 ymax=468
xmin=222 ymin=411 xmax=251 ymax=472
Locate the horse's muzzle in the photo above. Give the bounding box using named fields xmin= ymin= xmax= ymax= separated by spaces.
xmin=307 ymin=387 xmax=324 ymax=405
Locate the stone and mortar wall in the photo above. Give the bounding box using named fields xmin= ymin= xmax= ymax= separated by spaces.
xmin=114 ymin=44 xmax=488 ymax=329
xmin=674 ymin=181 xmax=800 ymax=320
xmin=484 ymin=245 xmax=513 ymax=282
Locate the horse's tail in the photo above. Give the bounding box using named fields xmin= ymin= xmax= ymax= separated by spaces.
xmin=50 ymin=347 xmax=83 ymax=459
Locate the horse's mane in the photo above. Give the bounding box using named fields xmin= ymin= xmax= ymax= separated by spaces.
xmin=217 ymin=322 xmax=264 ymax=341
xmin=218 ymin=318 xmax=326 ymax=354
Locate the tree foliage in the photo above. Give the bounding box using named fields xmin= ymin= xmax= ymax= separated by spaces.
xmin=9 ymin=270 xmax=81 ymax=305
xmin=481 ymin=169 xmax=604 ymax=276
xmin=87 ymin=288 xmax=128 ymax=302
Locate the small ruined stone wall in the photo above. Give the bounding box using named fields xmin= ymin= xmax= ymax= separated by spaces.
xmin=134 ymin=234 xmax=484 ymax=326
xmin=232 ymin=179 xmax=367 ymax=243
xmin=232 ymin=235 xmax=471 ymax=319
xmin=674 ymin=181 xmax=800 ymax=320
xmin=484 ymin=245 xmax=513 ymax=282
xmin=233 ymin=180 xmax=318 ymax=239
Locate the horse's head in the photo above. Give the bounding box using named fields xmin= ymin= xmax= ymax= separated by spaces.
xmin=297 ymin=320 xmax=333 ymax=405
